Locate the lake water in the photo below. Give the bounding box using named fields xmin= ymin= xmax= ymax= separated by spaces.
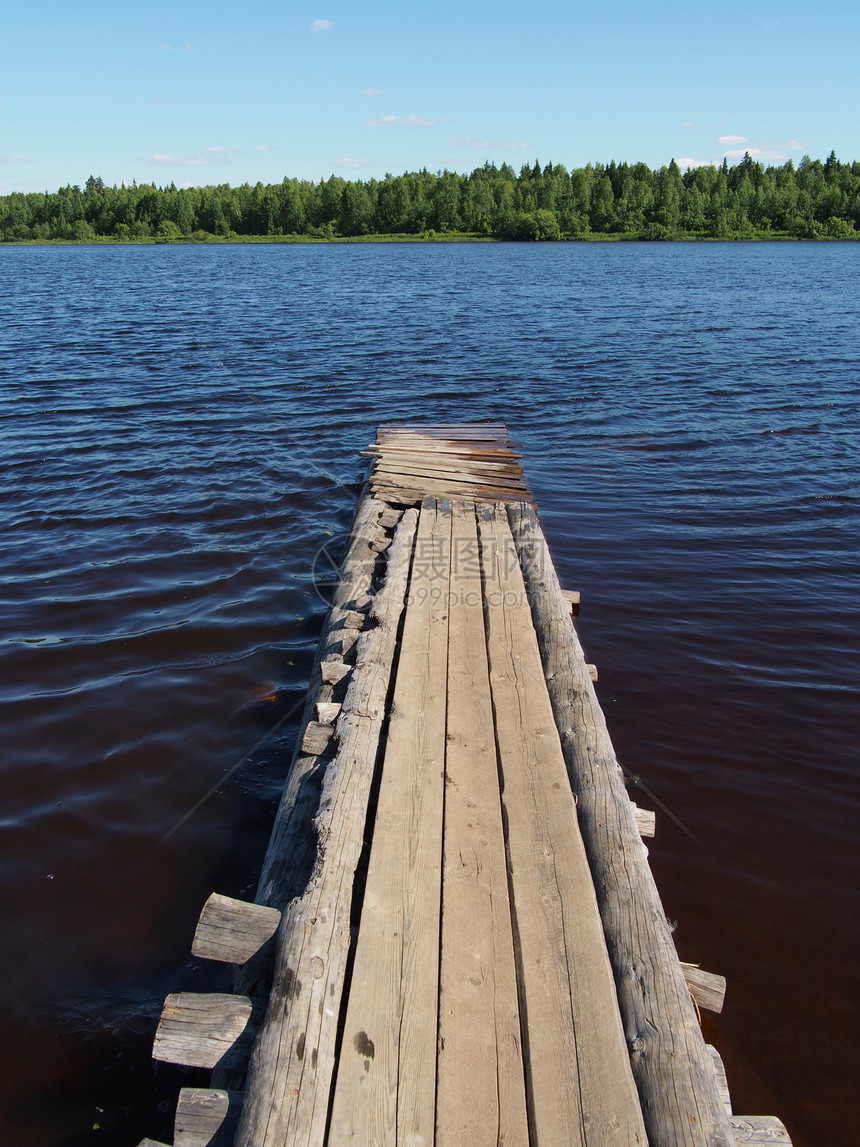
xmin=1 ymin=241 xmax=857 ymax=1146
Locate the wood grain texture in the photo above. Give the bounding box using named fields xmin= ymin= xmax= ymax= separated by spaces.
xmin=254 ymin=494 xmax=385 ymax=914
xmin=174 ymin=1087 xmax=243 ymax=1147
xmin=153 ymin=993 xmax=263 ymax=1071
xmin=328 ymin=499 xmax=451 ymax=1145
xmin=364 ymin=445 xmax=525 ymax=467
xmin=211 ymin=499 xmax=387 ymax=1090
xmin=730 ymin=1116 xmax=793 ymax=1142
xmin=372 ymin=454 xmax=525 ymax=478
xmin=682 ymin=965 xmax=728 ymax=1013
xmin=315 ymin=701 xmax=342 ymax=725
xmin=233 ymin=507 xmax=419 ymax=1147
xmin=436 ymin=500 xmax=529 ymax=1147
xmin=632 ymin=804 xmax=656 ymax=838
xmin=507 ymin=500 xmax=735 ymax=1147
xmin=478 ymin=503 xmax=646 ymax=1146
xmin=301 ymin=721 xmax=335 ymax=756
xmin=191 ymin=893 xmax=281 ymax=966
xmin=707 ymin=1045 xmax=733 ymax=1116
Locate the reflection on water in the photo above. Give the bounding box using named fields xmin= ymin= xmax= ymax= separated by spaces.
xmin=0 ymin=242 xmax=857 ymax=1146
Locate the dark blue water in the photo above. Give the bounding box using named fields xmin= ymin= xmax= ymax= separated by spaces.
xmin=1 ymin=242 xmax=857 ymax=1146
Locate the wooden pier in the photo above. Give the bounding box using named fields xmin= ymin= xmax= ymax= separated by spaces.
xmin=144 ymin=423 xmax=791 ymax=1146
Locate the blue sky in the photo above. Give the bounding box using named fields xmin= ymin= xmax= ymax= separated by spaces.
xmin=2 ymin=0 xmax=857 ymax=192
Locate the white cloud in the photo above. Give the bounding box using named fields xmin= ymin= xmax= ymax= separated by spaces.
xmin=202 ymin=146 xmax=240 ymax=156
xmin=723 ymin=146 xmax=786 ymax=161
xmin=362 ymin=87 xmax=383 ymax=96
xmin=682 ymin=122 xmax=700 ymax=130
xmin=500 ymin=141 xmax=531 ymax=149
xmin=707 ymin=138 xmax=806 ymax=165
xmin=151 ymin=99 xmax=175 ymax=105
xmin=254 ymin=144 xmax=277 ymax=152
xmin=312 ymin=19 xmax=334 ymax=32
xmin=365 ymin=113 xmax=446 ymax=128
xmin=0 ymin=156 xmax=27 ymax=164
xmin=334 ymin=157 xmax=372 ymax=169
xmin=677 ymin=157 xmax=718 ymax=169
xmin=159 ymin=42 xmax=193 ymax=52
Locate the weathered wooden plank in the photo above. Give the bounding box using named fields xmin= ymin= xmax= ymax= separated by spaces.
xmin=191 ymin=893 xmax=281 ymax=966
xmin=436 ymin=499 xmax=529 ymax=1147
xmin=370 ymin=477 xmax=530 ymax=504
xmin=372 ymin=456 xmax=528 ymax=486
xmin=252 ymin=493 xmax=388 ymax=915
xmin=174 ymin=1087 xmax=243 ymax=1147
xmin=328 ymin=499 xmax=452 ymax=1145
xmin=561 ymin=587 xmax=581 ymax=615
xmin=212 ymin=493 xmax=388 ymax=1051
xmin=632 ymin=803 xmax=656 ymax=838
xmin=367 ymin=444 xmax=523 ymax=463
xmin=370 ymin=476 xmax=529 ymax=501
xmin=319 ymin=659 xmax=351 ymax=685
xmin=477 ymin=503 xmax=646 ymax=1146
xmin=371 ymin=452 xmax=524 ymax=476
xmin=682 ymin=964 xmax=727 ymax=1014
xmin=372 ymin=467 xmax=527 ymax=493
xmin=508 ymin=500 xmax=735 ymax=1146
xmin=138 ymin=1140 xmax=171 ymax=1147
xmin=707 ymin=1045 xmax=733 ymax=1116
xmin=300 ymin=721 xmax=334 ymax=756
xmin=153 ymin=993 xmax=263 ymax=1071
xmin=378 ymin=506 xmax=403 ymax=529
xmin=315 ymin=701 xmax=341 ymax=725
xmin=731 ymin=1116 xmax=793 ymax=1142
xmin=338 ymin=609 xmax=366 ymax=631
xmin=234 ymin=507 xmax=420 ymax=1147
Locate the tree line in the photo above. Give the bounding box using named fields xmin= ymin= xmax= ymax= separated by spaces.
xmin=2 ymin=153 xmax=858 ymax=242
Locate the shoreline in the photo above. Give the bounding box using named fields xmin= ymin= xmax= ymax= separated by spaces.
xmin=3 ymin=232 xmax=859 ymax=246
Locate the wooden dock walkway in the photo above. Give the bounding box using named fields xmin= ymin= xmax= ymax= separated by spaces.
xmin=144 ymin=424 xmax=792 ymax=1146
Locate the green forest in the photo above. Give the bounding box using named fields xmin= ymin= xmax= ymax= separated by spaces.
xmin=2 ymin=153 xmax=859 ymax=242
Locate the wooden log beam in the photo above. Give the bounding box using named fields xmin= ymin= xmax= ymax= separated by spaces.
xmin=211 ymin=495 xmax=401 ymax=1093
xmin=234 ymin=505 xmax=420 ymax=1147
xmin=253 ymin=494 xmax=388 ymax=916
xmin=507 ymin=501 xmax=735 ymax=1147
